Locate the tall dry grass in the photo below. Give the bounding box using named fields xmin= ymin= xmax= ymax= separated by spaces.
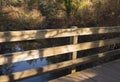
xmin=0 ymin=2 xmax=45 ymax=30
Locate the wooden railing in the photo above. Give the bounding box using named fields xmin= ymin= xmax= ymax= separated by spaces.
xmin=0 ymin=26 xmax=120 ymax=82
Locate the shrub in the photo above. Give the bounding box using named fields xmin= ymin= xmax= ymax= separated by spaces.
xmin=0 ymin=0 xmax=45 ymax=31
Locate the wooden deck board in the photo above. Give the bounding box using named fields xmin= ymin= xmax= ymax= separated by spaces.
xmin=49 ymin=59 xmax=120 ymax=82
xmin=49 ymin=72 xmax=96 ymax=82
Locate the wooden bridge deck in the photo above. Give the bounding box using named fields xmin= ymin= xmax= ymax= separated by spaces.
xmin=49 ymin=59 xmax=120 ymax=82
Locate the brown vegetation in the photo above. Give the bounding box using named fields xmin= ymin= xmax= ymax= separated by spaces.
xmin=0 ymin=0 xmax=120 ymax=30
xmin=0 ymin=5 xmax=44 ymax=30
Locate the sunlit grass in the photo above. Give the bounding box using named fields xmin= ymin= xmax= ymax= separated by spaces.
xmin=0 ymin=0 xmax=120 ymax=30
xmin=0 ymin=5 xmax=45 ymax=30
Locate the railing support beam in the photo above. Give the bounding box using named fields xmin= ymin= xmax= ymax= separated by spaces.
xmin=70 ymin=26 xmax=78 ymax=73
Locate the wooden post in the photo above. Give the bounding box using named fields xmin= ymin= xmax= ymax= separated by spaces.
xmin=70 ymin=26 xmax=78 ymax=73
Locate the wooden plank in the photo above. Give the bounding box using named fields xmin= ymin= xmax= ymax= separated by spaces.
xmin=49 ymin=72 xmax=96 ymax=82
xmin=0 ymin=26 xmax=120 ymax=43
xmin=80 ymin=60 xmax=120 ymax=82
xmin=49 ymin=72 xmax=95 ymax=82
xmin=0 ymin=49 xmax=120 ymax=82
xmin=49 ymin=59 xmax=120 ymax=82
xmin=0 ymin=37 xmax=120 ymax=65
xmin=79 ymin=69 xmax=119 ymax=82
xmin=70 ymin=27 xmax=78 ymax=73
xmin=81 ymin=59 xmax=120 ymax=82
xmin=71 ymin=35 xmax=78 ymax=73
xmin=97 ymin=60 xmax=120 ymax=76
xmin=106 ymin=62 xmax=120 ymax=70
xmin=92 ymin=65 xmax=120 ymax=79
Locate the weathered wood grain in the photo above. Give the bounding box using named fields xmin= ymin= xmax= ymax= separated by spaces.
xmin=0 ymin=49 xmax=119 ymax=82
xmin=0 ymin=26 xmax=120 ymax=43
xmin=0 ymin=37 xmax=119 ymax=65
xmin=49 ymin=59 xmax=120 ymax=82
xmin=70 ymin=35 xmax=78 ymax=73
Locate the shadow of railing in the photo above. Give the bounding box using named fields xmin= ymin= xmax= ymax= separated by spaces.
xmin=0 ymin=26 xmax=120 ymax=82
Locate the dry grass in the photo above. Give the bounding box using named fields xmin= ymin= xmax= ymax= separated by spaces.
xmin=0 ymin=6 xmax=45 ymax=30
xmin=0 ymin=0 xmax=120 ymax=30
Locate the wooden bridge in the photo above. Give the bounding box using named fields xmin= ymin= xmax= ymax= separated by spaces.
xmin=49 ymin=59 xmax=120 ymax=82
xmin=0 ymin=26 xmax=120 ymax=82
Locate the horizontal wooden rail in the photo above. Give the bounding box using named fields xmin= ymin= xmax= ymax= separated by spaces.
xmin=0 ymin=37 xmax=120 ymax=65
xmin=0 ymin=27 xmax=120 ymax=82
xmin=0 ymin=26 xmax=120 ymax=43
xmin=0 ymin=49 xmax=120 ymax=82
